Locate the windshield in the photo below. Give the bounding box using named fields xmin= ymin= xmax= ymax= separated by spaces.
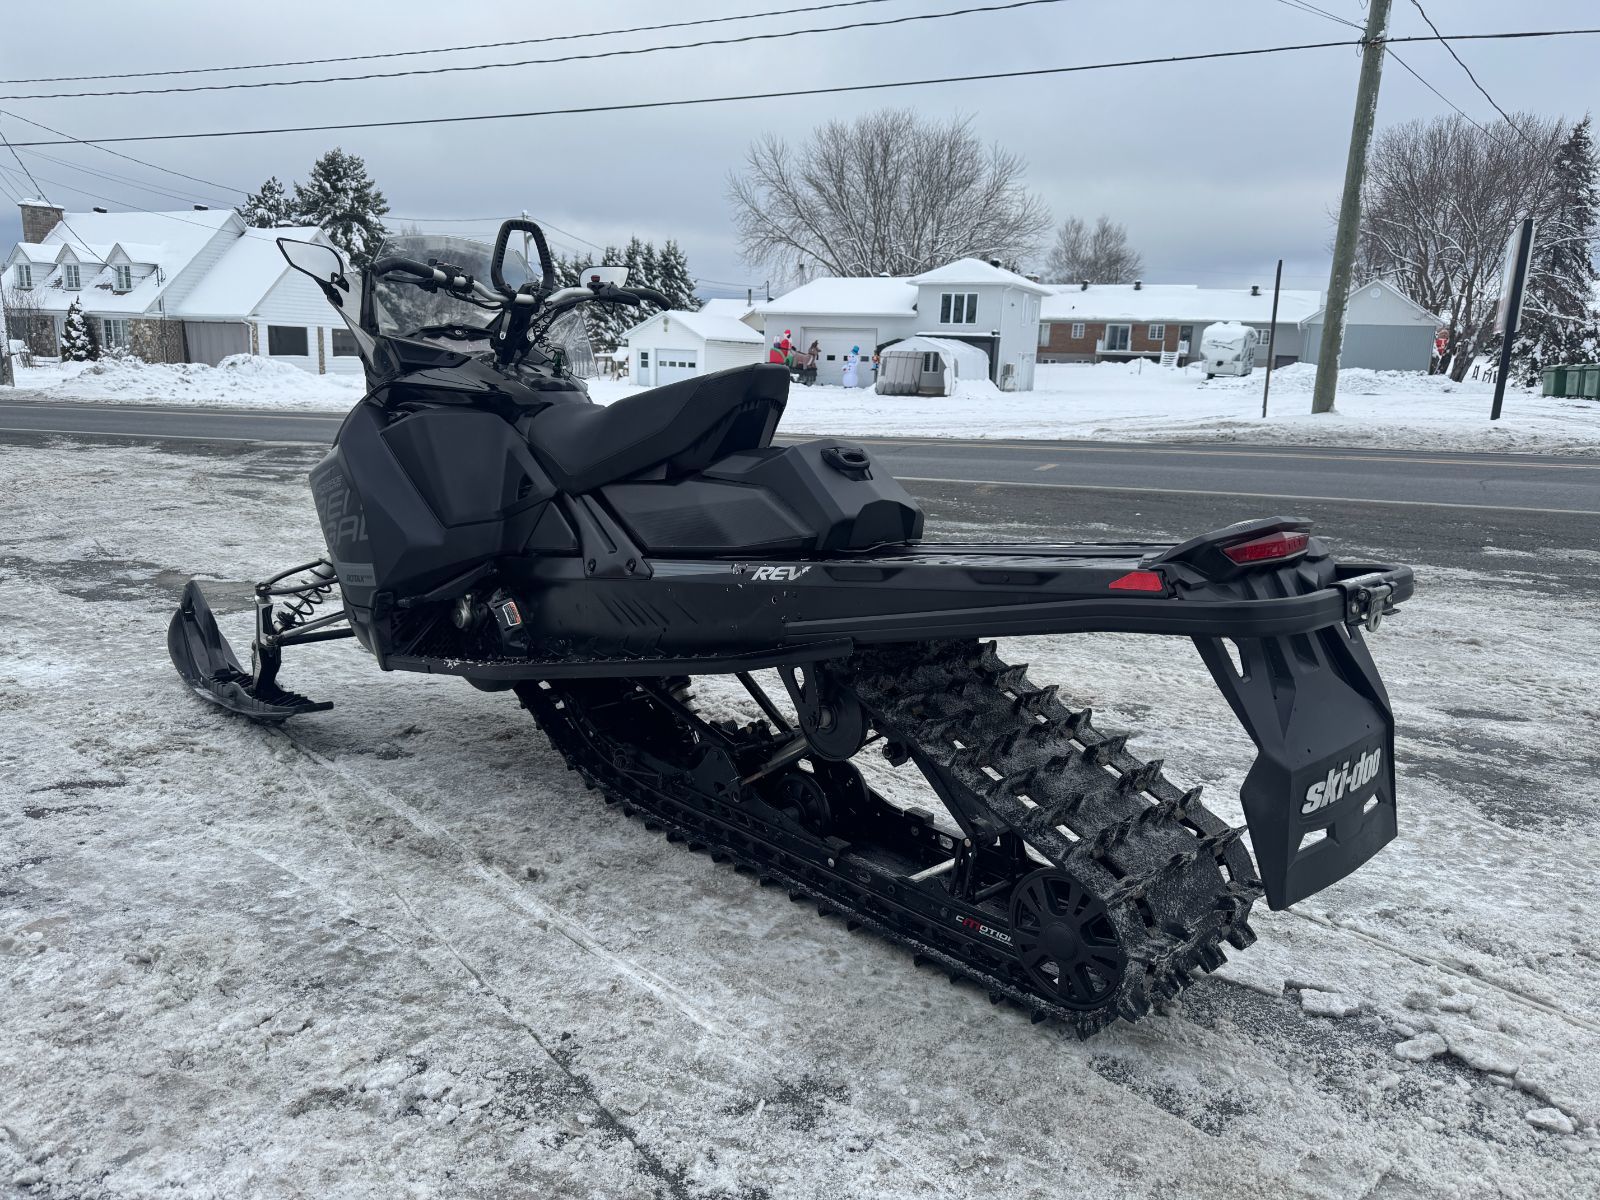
xmin=368 ymin=233 xmax=532 ymax=338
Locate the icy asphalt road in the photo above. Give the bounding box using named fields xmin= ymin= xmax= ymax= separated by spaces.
xmin=2 ymin=397 xmax=1600 ymax=516
xmin=2 ymin=435 xmax=1599 ymax=1199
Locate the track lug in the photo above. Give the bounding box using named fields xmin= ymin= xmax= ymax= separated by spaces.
xmin=788 ymin=890 xmax=806 ymax=903
xmin=1030 ymin=1010 xmax=1048 ymax=1024
xmin=988 ymin=991 xmax=1003 ymax=1005
xmin=846 ymin=919 xmax=863 ymax=932
xmin=1226 ymin=921 xmax=1258 ymax=950
xmin=817 ymin=904 xmax=837 ymax=918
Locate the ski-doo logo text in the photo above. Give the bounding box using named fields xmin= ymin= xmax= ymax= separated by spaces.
xmin=1302 ymin=746 xmax=1383 ymax=815
xmin=958 ymin=916 xmax=1014 ymax=946
xmin=749 ymin=565 xmax=812 ymax=582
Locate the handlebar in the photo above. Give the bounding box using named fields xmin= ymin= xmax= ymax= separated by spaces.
xmin=491 ymin=219 xmax=557 ymax=299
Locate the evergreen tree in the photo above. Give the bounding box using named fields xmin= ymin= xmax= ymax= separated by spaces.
xmin=1510 ymin=116 xmax=1600 ymax=383
xmin=61 ymin=299 xmax=98 ymax=362
xmin=293 ymin=148 xmax=390 ymax=268
xmin=655 ymin=240 xmax=701 ymax=311
xmin=239 ymin=176 xmax=296 ymax=228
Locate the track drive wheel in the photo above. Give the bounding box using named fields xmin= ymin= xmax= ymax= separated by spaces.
xmin=1009 ymin=869 xmax=1128 ymax=1012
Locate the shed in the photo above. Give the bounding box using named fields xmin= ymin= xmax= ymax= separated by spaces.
xmin=1298 ymin=279 xmax=1440 ymax=372
xmin=876 ymin=336 xmax=990 ymax=396
xmin=620 ymin=308 xmax=765 ymax=387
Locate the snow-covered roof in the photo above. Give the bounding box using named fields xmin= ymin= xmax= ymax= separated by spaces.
xmin=620 ymin=308 xmax=765 ymax=345
xmin=1040 ymin=283 xmax=1323 ymax=325
xmin=910 ymin=258 xmax=1052 ymax=295
xmin=880 ymin=335 xmax=990 ymax=370
xmin=16 ymin=207 xmax=241 ymax=316
xmin=698 ymin=298 xmax=755 ymax=321
xmin=9 ymin=242 xmax=62 ymax=265
xmin=761 ymin=276 xmax=917 ymax=318
xmin=174 ymin=226 xmax=323 ymax=320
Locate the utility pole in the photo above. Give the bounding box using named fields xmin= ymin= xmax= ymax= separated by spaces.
xmin=1261 ymin=258 xmax=1284 ymax=418
xmin=0 ymin=299 xmax=13 ymax=386
xmin=1312 ymin=0 xmax=1391 ymax=415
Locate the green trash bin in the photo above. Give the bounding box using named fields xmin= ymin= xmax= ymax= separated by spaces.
xmin=1581 ymin=364 xmax=1600 ymax=399
xmin=1542 ymin=366 xmax=1568 ymax=396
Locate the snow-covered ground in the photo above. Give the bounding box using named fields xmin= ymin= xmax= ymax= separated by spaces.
xmin=12 ymin=355 xmax=1597 ymax=456
xmin=3 ymin=437 xmax=1599 ymax=1198
xmin=10 ymin=355 xmax=362 ymax=410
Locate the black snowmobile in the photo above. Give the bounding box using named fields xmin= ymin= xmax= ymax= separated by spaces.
xmin=169 ymin=220 xmax=1414 ymax=1036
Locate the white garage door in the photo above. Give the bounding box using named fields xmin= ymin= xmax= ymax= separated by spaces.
xmin=804 ymin=327 xmax=875 ymax=386
xmin=655 ymin=348 xmax=699 ymax=385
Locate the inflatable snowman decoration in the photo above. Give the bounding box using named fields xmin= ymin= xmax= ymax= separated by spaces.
xmin=840 ymin=344 xmax=861 ymax=388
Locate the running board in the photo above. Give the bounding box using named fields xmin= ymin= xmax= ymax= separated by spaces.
xmin=384 ymin=638 xmax=855 ymax=681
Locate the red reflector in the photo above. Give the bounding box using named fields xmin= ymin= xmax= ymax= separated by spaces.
xmin=1221 ymin=530 xmax=1309 ymax=564
xmin=1109 ymin=570 xmax=1165 ymax=592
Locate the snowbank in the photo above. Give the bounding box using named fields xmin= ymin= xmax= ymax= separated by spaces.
xmin=11 ymin=354 xmax=362 ymax=410
xmin=593 ymin=361 xmax=1600 ymax=456
xmin=13 ymin=352 xmax=1598 ymax=455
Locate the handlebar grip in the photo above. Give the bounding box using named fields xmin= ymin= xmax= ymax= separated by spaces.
xmin=370 ymin=256 xmax=438 ymax=281
xmin=630 ymin=286 xmax=671 ymax=307
xmin=491 ymin=219 xmax=557 ymax=298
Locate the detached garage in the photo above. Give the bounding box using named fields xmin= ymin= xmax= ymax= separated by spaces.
xmin=621 ymin=308 xmax=765 ymax=387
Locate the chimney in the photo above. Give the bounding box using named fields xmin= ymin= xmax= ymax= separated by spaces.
xmin=989 ymin=257 xmax=1002 ymax=269
xmin=93 ymin=206 xmax=108 ymax=214
xmin=1250 ymin=284 xmax=1261 ymax=297
xmin=19 ymin=198 xmax=64 ymax=243
xmin=1133 ymin=279 xmax=1143 ymax=291
xmin=193 ymin=204 xmax=208 ymax=211
xmin=1079 ymin=280 xmax=1089 ymax=291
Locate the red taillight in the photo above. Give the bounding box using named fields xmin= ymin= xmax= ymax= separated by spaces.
xmin=1221 ymin=530 xmax=1309 ymax=565
xmin=1108 ymin=570 xmax=1165 ymax=592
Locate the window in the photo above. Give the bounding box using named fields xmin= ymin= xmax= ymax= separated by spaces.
xmin=1037 ymin=322 xmax=1049 ymax=347
xmin=638 ymin=349 xmax=650 ymax=368
xmin=939 ymin=291 xmax=979 ymax=324
xmin=15 ymin=264 xmax=32 ymax=289
xmin=1071 ymin=322 xmax=1086 ymax=340
xmin=267 ymin=325 xmax=309 ymax=356
xmin=1148 ymin=324 xmax=1166 ymax=341
xmin=921 ymin=351 xmax=940 ymax=373
xmin=102 ymin=318 xmax=129 ymax=349
xmin=113 ymin=264 xmax=133 ymax=292
xmin=62 ymin=263 xmax=81 ymax=290
xmin=331 ymin=328 xmax=360 ymax=357
xmin=1104 ymin=324 xmax=1131 ymax=352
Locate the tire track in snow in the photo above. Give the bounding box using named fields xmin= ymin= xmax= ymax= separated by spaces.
xmin=280 ymin=733 xmax=738 ymax=1040
xmin=254 ymin=757 xmax=698 ymax=1200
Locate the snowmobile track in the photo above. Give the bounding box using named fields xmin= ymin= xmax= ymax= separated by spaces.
xmin=522 ymin=639 xmax=1264 ymax=1037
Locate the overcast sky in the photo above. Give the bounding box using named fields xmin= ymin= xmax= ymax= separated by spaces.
xmin=1 ymin=0 xmax=1594 ymax=298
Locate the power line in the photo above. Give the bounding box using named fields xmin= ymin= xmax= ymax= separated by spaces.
xmin=1267 ymin=1 xmax=1495 ymax=138
xmin=0 ymin=118 xmax=96 ymax=251
xmin=1405 ymin=0 xmax=1533 ymax=143
xmin=0 ymin=167 xmax=232 ymax=229
xmin=7 ymin=29 xmax=1596 ymax=151
xmin=0 ymin=0 xmax=1072 ymax=101
xmin=14 ymin=146 xmax=233 ymax=207
xmin=0 ymin=0 xmax=905 ymax=85
xmin=0 ymin=108 xmax=244 ymax=194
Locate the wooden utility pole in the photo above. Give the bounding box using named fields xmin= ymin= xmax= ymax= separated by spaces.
xmin=1261 ymin=258 xmax=1284 ymax=418
xmin=1312 ymin=0 xmax=1391 ymax=415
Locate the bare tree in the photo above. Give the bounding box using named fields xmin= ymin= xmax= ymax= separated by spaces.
xmin=1355 ymin=113 xmax=1567 ymax=379
xmin=728 ymin=109 xmax=1051 ymax=278
xmin=1042 ymin=215 xmax=1144 ymax=283
xmin=3 ymin=283 xmax=54 ymax=359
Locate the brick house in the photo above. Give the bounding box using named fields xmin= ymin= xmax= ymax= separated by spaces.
xmin=1038 ymin=282 xmax=1323 ymax=367
xmin=3 ymin=199 xmax=358 ymax=375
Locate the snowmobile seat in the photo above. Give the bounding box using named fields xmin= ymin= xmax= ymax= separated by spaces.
xmin=527 ymin=363 xmax=790 ymax=493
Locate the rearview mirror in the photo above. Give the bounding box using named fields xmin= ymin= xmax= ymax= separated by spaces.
xmin=277 ymin=238 xmax=348 ymax=289
xmin=582 ymin=265 xmax=629 ymax=288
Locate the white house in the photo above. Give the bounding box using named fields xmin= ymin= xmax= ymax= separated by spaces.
xmin=756 ymin=259 xmax=1048 ymax=389
xmin=1299 ymin=279 xmax=1441 ymax=372
xmin=909 ymin=258 xmax=1049 ymax=391
xmin=620 ymin=306 xmax=766 ymax=386
xmin=3 ymin=199 xmax=355 ymax=374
